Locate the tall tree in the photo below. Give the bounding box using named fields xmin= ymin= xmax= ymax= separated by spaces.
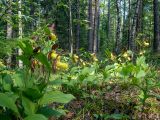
xmin=136 ymin=0 xmax=143 ymax=34
xmin=69 ymin=0 xmax=74 ymax=55
xmin=115 ymin=0 xmax=121 ymax=54
xmin=76 ymin=0 xmax=80 ymax=53
xmin=127 ymin=0 xmax=131 ymax=49
xmin=93 ymin=0 xmax=100 ymax=53
xmin=6 ymin=0 xmax=12 ymax=68
xmin=107 ymin=0 xmax=111 ymax=39
xmin=153 ymin=0 xmax=160 ymax=52
xmin=129 ymin=0 xmax=141 ymax=54
xmin=18 ymin=0 xmax=23 ymax=67
xmin=97 ymin=0 xmax=100 ymax=52
xmin=88 ymin=0 xmax=93 ymax=52
xmin=6 ymin=0 xmax=12 ymax=39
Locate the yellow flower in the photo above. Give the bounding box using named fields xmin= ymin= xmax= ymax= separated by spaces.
xmin=82 ymin=62 xmax=86 ymax=66
xmin=51 ymin=51 xmax=58 ymax=59
xmin=33 ymin=60 xmax=38 ymax=65
xmin=91 ymin=53 xmax=98 ymax=62
xmin=0 ymin=61 xmax=5 ymax=68
xmin=110 ymin=53 xmax=116 ymax=60
xmin=73 ymin=54 xmax=79 ymax=63
xmin=123 ymin=52 xmax=128 ymax=58
xmin=139 ymin=50 xmax=146 ymax=55
xmin=127 ymin=57 xmax=131 ymax=61
xmin=56 ymin=61 xmax=68 ymax=70
xmin=57 ymin=56 xmax=61 ymax=61
xmin=144 ymin=41 xmax=149 ymax=47
xmin=50 ymin=33 xmax=57 ymax=41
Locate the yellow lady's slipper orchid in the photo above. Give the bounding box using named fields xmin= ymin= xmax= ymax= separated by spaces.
xmin=51 ymin=52 xmax=58 ymax=59
xmin=91 ymin=53 xmax=98 ymax=62
xmin=50 ymin=50 xmax=58 ymax=59
xmin=111 ymin=53 xmax=116 ymax=60
xmin=56 ymin=61 xmax=68 ymax=70
xmin=50 ymin=33 xmax=57 ymax=41
xmin=0 ymin=61 xmax=5 ymax=67
xmin=57 ymin=56 xmax=61 ymax=61
xmin=123 ymin=52 xmax=128 ymax=58
xmin=73 ymin=54 xmax=79 ymax=63
xmin=144 ymin=41 xmax=149 ymax=47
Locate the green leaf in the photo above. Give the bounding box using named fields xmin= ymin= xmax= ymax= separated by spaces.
xmin=18 ymin=41 xmax=33 ymax=55
xmin=103 ymin=114 xmax=129 ymax=119
xmin=2 ymin=74 xmax=13 ymax=91
xmin=12 ymin=72 xmax=24 ymax=87
xmin=17 ymin=55 xmax=30 ymax=67
xmin=0 ymin=93 xmax=19 ymax=114
xmin=23 ymin=88 xmax=43 ymax=101
xmin=34 ymin=53 xmax=51 ymax=71
xmin=136 ymin=70 xmax=146 ymax=78
xmin=24 ymin=114 xmax=47 ymax=120
xmin=0 ymin=114 xmax=12 ymax=120
xmin=38 ymin=106 xmax=63 ymax=118
xmin=39 ymin=91 xmax=75 ymax=105
xmin=44 ymin=26 xmax=51 ymax=35
xmin=120 ymin=64 xmax=134 ymax=76
xmin=22 ymin=97 xmax=36 ymax=115
xmin=110 ymin=114 xmax=129 ymax=119
xmin=136 ymin=56 xmax=146 ymax=66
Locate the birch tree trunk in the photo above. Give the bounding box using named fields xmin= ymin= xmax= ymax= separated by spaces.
xmin=18 ymin=0 xmax=23 ymax=68
xmin=7 ymin=0 xmax=12 ymax=39
xmin=6 ymin=0 xmax=12 ymax=68
xmin=69 ymin=0 xmax=73 ymax=55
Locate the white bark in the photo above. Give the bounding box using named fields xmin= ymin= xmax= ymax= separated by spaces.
xmin=18 ymin=0 xmax=23 ymax=68
xmin=6 ymin=0 xmax=13 ymax=68
xmin=69 ymin=0 xmax=73 ymax=55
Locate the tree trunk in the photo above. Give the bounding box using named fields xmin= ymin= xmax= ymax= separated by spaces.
xmin=115 ymin=0 xmax=121 ymax=54
xmin=88 ymin=0 xmax=93 ymax=52
xmin=97 ymin=0 xmax=100 ymax=52
xmin=37 ymin=0 xmax=41 ymax=28
xmin=129 ymin=0 xmax=141 ymax=53
xmin=127 ymin=0 xmax=131 ymax=49
xmin=107 ymin=0 xmax=111 ymax=39
xmin=18 ymin=0 xmax=23 ymax=68
xmin=93 ymin=0 xmax=99 ymax=53
xmin=76 ymin=0 xmax=80 ymax=53
xmin=6 ymin=0 xmax=12 ymax=39
xmin=153 ymin=0 xmax=160 ymax=52
xmin=69 ymin=0 xmax=74 ymax=55
xmin=122 ymin=0 xmax=126 ymax=48
xmin=6 ymin=0 xmax=12 ymax=68
xmin=137 ymin=0 xmax=143 ymax=33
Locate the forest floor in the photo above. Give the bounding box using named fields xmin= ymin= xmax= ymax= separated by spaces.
xmin=49 ymin=83 xmax=160 ymax=120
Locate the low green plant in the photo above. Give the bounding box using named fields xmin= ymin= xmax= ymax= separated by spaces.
xmin=0 ymin=40 xmax=75 ymax=120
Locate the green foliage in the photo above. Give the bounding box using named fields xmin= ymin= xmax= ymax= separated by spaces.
xmin=0 ymin=39 xmax=17 ymax=58
xmin=39 ymin=91 xmax=75 ymax=105
xmin=24 ymin=114 xmax=47 ymax=120
xmin=94 ymin=113 xmax=130 ymax=120
xmin=0 ymin=93 xmax=19 ymax=114
xmin=0 ymin=41 xmax=75 ymax=119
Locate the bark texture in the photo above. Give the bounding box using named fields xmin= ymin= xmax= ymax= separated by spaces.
xmin=115 ymin=0 xmax=121 ymax=54
xmin=153 ymin=0 xmax=160 ymax=52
